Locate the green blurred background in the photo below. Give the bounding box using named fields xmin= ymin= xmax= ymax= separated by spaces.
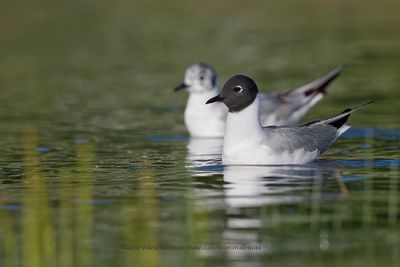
xmin=1 ymin=0 xmax=399 ymax=128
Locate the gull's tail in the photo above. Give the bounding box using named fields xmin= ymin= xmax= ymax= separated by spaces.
xmin=321 ymin=100 xmax=374 ymax=127
xmin=301 ymin=100 xmax=374 ymax=137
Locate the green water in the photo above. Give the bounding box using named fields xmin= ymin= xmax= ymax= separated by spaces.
xmin=0 ymin=0 xmax=400 ymax=266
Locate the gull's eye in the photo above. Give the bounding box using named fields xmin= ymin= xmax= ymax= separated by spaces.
xmin=233 ymin=86 xmax=243 ymax=93
xmin=199 ymin=76 xmax=204 ymax=81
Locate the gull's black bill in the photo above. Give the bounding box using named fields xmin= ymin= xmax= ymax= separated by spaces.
xmin=174 ymin=83 xmax=188 ymax=91
xmin=206 ymin=95 xmax=225 ymax=104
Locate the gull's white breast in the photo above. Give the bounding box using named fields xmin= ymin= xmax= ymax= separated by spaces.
xmin=184 ymin=92 xmax=226 ymax=138
xmin=221 ymin=96 xmax=321 ymax=165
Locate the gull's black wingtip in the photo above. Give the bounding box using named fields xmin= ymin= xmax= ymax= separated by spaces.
xmin=328 ymin=100 xmax=374 ymax=129
xmin=329 ymin=108 xmax=352 ymax=129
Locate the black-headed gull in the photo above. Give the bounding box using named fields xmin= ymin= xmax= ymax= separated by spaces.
xmin=206 ymin=74 xmax=372 ymax=165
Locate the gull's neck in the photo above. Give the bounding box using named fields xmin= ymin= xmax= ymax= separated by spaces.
xmin=224 ymin=95 xmax=264 ymax=147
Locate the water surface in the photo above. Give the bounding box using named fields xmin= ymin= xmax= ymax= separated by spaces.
xmin=0 ymin=0 xmax=399 ymax=266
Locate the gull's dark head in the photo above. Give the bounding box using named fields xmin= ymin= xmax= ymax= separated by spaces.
xmin=174 ymin=63 xmax=218 ymax=93
xmin=206 ymin=74 xmax=259 ymax=112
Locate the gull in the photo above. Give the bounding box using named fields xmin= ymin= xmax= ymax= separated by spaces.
xmin=206 ymin=74 xmax=372 ymax=165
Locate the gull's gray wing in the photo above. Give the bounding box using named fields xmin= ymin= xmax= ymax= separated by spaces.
xmin=265 ymin=100 xmax=374 ymax=154
xmin=263 ymin=124 xmax=338 ymax=154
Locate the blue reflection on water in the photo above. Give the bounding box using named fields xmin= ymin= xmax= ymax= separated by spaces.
xmin=193 ymin=165 xmax=224 ymax=172
xmin=330 ymin=159 xmax=400 ymax=168
xmin=341 ymin=177 xmax=368 ymax=182
xmin=343 ymin=128 xmax=400 ymax=140
xmin=0 ymin=204 xmax=23 ymax=211
xmin=37 ymin=147 xmax=51 ymax=153
xmin=148 ymin=135 xmax=187 ymax=142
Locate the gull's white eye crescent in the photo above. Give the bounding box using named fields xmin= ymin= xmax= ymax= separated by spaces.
xmin=233 ymin=86 xmax=243 ymax=93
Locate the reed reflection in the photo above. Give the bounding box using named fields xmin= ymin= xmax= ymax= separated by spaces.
xmin=0 ymin=127 xmax=97 ymax=267
xmin=22 ymin=127 xmax=56 ymax=267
